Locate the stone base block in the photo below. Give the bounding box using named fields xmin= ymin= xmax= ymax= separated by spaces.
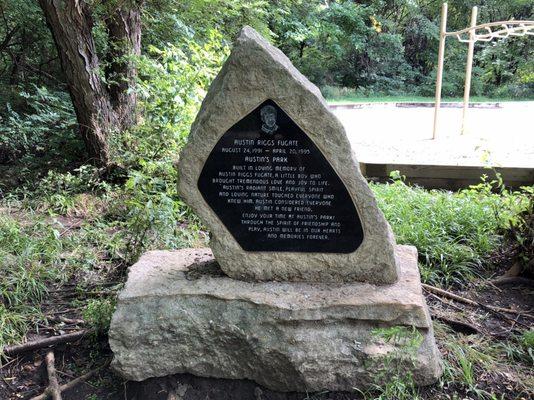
xmin=109 ymin=246 xmax=442 ymax=392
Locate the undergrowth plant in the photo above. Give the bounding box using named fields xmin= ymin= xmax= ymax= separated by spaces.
xmin=0 ymin=209 xmax=126 ymax=350
xmin=359 ymin=326 xmax=424 ymax=400
xmin=0 ymin=215 xmax=59 ymax=350
xmin=83 ymin=298 xmax=116 ymax=336
xmin=434 ymin=322 xmax=534 ymax=399
xmin=371 ymin=173 xmax=532 ymax=287
xmin=103 ymin=31 xmax=225 ymax=260
xmin=0 ymin=85 xmax=82 ymax=168
xmin=0 ymin=35 xmax=222 ymax=346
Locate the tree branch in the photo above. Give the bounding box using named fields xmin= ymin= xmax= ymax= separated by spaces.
xmin=30 ymin=359 xmax=110 ymax=400
xmin=3 ymin=330 xmax=90 ymax=357
xmin=0 ymin=25 xmax=19 ymax=52
xmin=44 ymin=351 xmax=62 ymax=400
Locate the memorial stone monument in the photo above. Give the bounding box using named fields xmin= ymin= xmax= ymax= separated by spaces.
xmin=109 ymin=26 xmax=442 ymax=393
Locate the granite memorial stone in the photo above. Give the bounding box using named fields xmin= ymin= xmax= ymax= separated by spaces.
xmin=178 ymin=26 xmax=398 ymax=284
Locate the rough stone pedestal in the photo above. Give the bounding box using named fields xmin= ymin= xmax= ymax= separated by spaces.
xmin=109 ymin=246 xmax=442 ymax=392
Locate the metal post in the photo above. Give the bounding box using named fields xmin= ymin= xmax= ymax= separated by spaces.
xmin=461 ymin=6 xmax=478 ymax=135
xmin=432 ymin=2 xmax=448 ymax=140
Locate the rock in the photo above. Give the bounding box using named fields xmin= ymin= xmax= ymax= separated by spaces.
xmin=109 ymin=246 xmax=442 ymax=392
xmin=178 ymin=26 xmax=398 ymax=284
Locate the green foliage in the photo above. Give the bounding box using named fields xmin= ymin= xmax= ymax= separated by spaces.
xmin=403 ymin=14 xmax=439 ymax=79
xmin=143 ymin=0 xmax=272 ymax=49
xmin=452 ymin=345 xmax=476 ymax=387
xmin=495 ymin=331 xmax=534 ymax=366
xmin=373 ymin=326 xmax=424 ymax=350
xmin=116 ymin=30 xmax=228 ymax=165
xmin=361 ymin=326 xmax=424 ymax=399
xmin=0 ymin=0 xmax=61 ymax=92
xmin=29 ymin=165 xmax=112 ymax=214
xmin=501 ymin=186 xmax=533 ymax=275
xmin=371 ymin=174 xmax=531 ymax=287
xmin=83 ymin=298 xmax=116 ymax=336
xmin=106 ymin=33 xmax=223 ymax=259
xmin=1 ymin=0 xmax=533 ymax=121
xmin=0 ymin=303 xmax=33 ymax=353
xmin=118 ymin=160 xmax=206 ymax=262
xmin=272 ymin=1 xmax=415 ymax=94
xmin=268 ymin=0 xmax=533 ymax=98
xmin=521 ymin=330 xmax=534 ymax=350
xmin=0 ymin=86 xmax=81 ymax=165
xmin=477 ymin=37 xmax=534 ymax=98
xmin=434 ymin=321 xmax=533 ymax=399
xmin=0 ymin=204 xmax=124 ymax=348
xmin=0 ymin=215 xmax=61 ymax=306
xmin=0 ymin=214 xmax=59 ymax=349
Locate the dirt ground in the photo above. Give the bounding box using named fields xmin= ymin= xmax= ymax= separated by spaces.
xmin=332 ymin=102 xmax=534 ymax=168
xmin=1 ymin=277 xmax=532 ymax=400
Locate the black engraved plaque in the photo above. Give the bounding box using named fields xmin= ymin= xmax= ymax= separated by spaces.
xmin=198 ymin=99 xmax=364 ymax=253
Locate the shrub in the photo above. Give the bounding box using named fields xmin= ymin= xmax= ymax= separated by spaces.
xmin=371 ymin=175 xmax=531 ymax=287
xmin=503 ymin=190 xmax=533 ymax=276
xmin=83 ymin=298 xmax=116 ymax=336
xmin=114 ymin=30 xmax=228 ymax=166
xmin=0 ymin=86 xmax=82 ymax=165
xmin=104 ymin=32 xmax=226 ymax=260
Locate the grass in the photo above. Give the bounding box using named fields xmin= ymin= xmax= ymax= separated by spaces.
xmin=435 ymin=323 xmax=534 ymax=399
xmin=370 ymin=176 xmax=530 ymax=287
xmin=0 ymin=166 xmax=532 ymax=399
xmin=364 ymin=326 xmax=423 ymax=400
xmin=320 ymin=85 xmax=534 ymax=104
xmin=0 ymin=213 xmax=80 ymax=349
xmin=363 ymin=323 xmax=534 ymax=399
xmin=0 ymin=170 xmax=531 ymax=348
xmin=0 ymin=165 xmax=206 ymax=352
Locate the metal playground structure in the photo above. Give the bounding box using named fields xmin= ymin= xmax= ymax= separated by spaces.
xmin=432 ymin=2 xmax=534 ymax=139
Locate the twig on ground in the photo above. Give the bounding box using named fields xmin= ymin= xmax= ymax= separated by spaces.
xmin=1 ymin=375 xmax=17 ymax=393
xmin=490 ymin=277 xmax=534 ymax=287
xmin=426 ymin=291 xmax=465 ymax=313
xmin=47 ymin=316 xmax=85 ymax=325
xmin=0 ymin=357 xmax=17 ymax=369
xmin=422 ymin=284 xmax=533 ymax=328
xmin=434 ymin=315 xmax=480 ymax=335
xmin=3 ymin=330 xmax=90 ymax=357
xmin=46 ymin=308 xmax=81 ymax=316
xmin=58 ymin=221 xmax=83 ymax=237
xmin=56 ymin=281 xmax=120 ymax=289
xmin=36 ymin=323 xmax=57 ymax=332
xmin=30 ymin=359 xmax=111 ymax=400
xmin=483 ymin=279 xmax=503 ymax=292
xmin=43 ymin=351 xmax=62 ymax=400
xmin=422 ymin=284 xmax=533 ymax=316
xmin=55 ymin=369 xmax=75 ymax=379
xmin=482 ymin=305 xmax=531 ymax=329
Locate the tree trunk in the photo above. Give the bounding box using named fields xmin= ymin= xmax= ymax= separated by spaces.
xmin=38 ymin=0 xmax=143 ymax=166
xmin=105 ymin=3 xmax=142 ymax=130
xmin=38 ymin=0 xmax=114 ymax=166
xmin=8 ymin=29 xmax=29 ymax=85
